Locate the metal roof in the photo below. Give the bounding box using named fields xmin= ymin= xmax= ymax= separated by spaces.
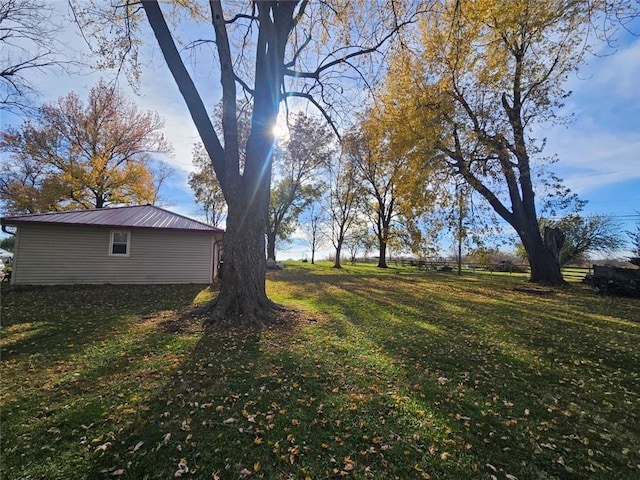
xmin=0 ymin=205 xmax=224 ymax=232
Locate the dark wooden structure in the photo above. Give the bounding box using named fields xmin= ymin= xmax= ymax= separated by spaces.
xmin=588 ymin=265 xmax=640 ymax=298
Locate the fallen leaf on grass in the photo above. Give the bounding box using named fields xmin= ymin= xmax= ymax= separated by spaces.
xmin=131 ymin=441 xmax=144 ymax=452
xmin=175 ymin=458 xmax=189 ymax=477
xmin=95 ymin=442 xmax=111 ymax=452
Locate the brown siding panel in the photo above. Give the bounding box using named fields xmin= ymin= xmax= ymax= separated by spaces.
xmin=12 ymin=224 xmax=215 ymax=285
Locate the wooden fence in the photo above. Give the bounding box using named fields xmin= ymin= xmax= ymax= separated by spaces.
xmin=397 ymin=259 xmax=591 ymax=281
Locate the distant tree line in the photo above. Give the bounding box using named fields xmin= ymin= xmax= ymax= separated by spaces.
xmin=188 ymin=107 xmax=631 ymax=272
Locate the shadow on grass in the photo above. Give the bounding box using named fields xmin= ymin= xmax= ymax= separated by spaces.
xmin=1 ymin=284 xmax=209 ymax=359
xmin=88 ymin=268 xmax=640 ymax=479
xmin=2 ymin=271 xmax=639 ymax=479
xmin=265 ymin=267 xmax=640 ymax=479
xmin=0 ymin=283 xmax=211 ymax=479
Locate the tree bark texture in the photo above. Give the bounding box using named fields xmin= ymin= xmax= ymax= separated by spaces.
xmin=266 ymin=231 xmax=277 ymax=262
xmin=377 ymin=239 xmax=388 ymax=268
xmin=524 ymin=236 xmax=565 ymax=285
xmin=209 ymin=199 xmax=276 ymax=325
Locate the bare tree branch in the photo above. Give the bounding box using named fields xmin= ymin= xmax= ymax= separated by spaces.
xmin=281 ymin=91 xmax=340 ymax=139
xmin=141 ymin=0 xmax=226 ymax=189
xmin=0 ymin=0 xmax=76 ymax=112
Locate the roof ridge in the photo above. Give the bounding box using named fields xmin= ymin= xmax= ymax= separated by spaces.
xmin=2 ymin=204 xmax=149 ymax=219
xmin=1 ymin=205 xmax=224 ymax=232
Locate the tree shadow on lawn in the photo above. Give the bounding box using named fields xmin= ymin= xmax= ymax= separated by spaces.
xmin=81 ymin=268 xmax=639 ymax=479
xmin=266 ymin=270 xmax=640 ymax=479
xmin=0 ymin=283 xmax=211 ymax=479
xmin=83 ymin=273 xmax=639 ymax=480
xmin=0 ymin=284 xmax=209 ymax=361
xmin=82 ymin=313 xmax=488 ymax=480
xmin=1 ymin=282 xmax=480 ymax=479
xmin=3 ymin=276 xmax=639 ymax=479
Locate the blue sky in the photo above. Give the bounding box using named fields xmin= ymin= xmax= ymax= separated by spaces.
xmin=1 ymin=3 xmax=638 ymax=259
xmin=542 ymin=29 xmax=640 ymax=228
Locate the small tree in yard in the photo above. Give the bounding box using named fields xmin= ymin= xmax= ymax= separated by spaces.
xmin=189 ymin=143 xmax=226 ymax=228
xmin=268 ymin=180 xmax=320 ymax=261
xmin=343 ymin=221 xmax=372 ymax=265
xmin=469 ymin=247 xmax=500 ymax=271
xmin=327 ymin=151 xmax=365 ymax=269
xmin=300 ymin=203 xmax=327 ymax=265
xmin=267 ymin=113 xmax=333 ymax=261
xmin=342 ymin=124 xmax=402 ymax=269
xmin=542 ymin=214 xmax=625 ymax=267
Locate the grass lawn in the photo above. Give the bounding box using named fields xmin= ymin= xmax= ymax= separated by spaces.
xmin=1 ymin=263 xmax=638 ymax=479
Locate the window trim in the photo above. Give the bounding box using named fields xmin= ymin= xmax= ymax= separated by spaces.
xmin=109 ymin=230 xmax=131 ymax=257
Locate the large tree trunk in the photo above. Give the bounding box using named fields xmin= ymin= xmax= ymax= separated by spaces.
xmin=206 ymin=1 xmax=296 ymax=326
xmin=378 ymin=239 xmax=388 ymax=268
xmin=520 ymin=224 xmax=565 ymax=285
xmin=207 ymin=108 xmax=278 ymax=325
xmin=207 ymin=198 xmax=276 ymax=327
xmin=526 ymin=241 xmax=565 ymax=285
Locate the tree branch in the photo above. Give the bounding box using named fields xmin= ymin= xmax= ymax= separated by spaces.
xmin=225 ymin=13 xmax=258 ymax=24
xmin=141 ymin=1 xmax=226 ymax=189
xmin=285 ymin=33 xmax=312 ymax=69
xmin=210 ymin=0 xmax=240 ymax=186
xmin=285 ymin=6 xmax=425 ymax=84
xmin=281 ymin=91 xmax=340 ymax=139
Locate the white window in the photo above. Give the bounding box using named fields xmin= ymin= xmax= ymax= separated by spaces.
xmin=109 ymin=231 xmax=130 ymax=256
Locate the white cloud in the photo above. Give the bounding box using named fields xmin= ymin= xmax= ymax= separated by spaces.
xmin=588 ymin=35 xmax=640 ymax=99
xmin=541 ymin=35 xmax=640 ymax=195
xmin=137 ymin=81 xmax=200 ymax=172
xmin=547 ymin=128 xmax=640 ymax=193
